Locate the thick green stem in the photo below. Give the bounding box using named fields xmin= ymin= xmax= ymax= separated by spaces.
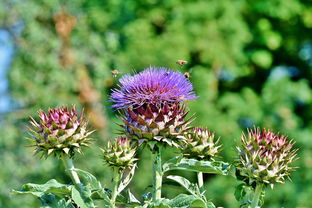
xmin=153 ymin=146 xmax=163 ymax=201
xmin=110 ymin=167 xmax=121 ymax=208
xmin=197 ymin=172 xmax=204 ymax=189
xmin=251 ymin=183 xmax=264 ymax=208
xmin=61 ymin=156 xmax=81 ymax=185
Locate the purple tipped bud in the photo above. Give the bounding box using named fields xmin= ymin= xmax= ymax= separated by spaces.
xmin=235 ymin=127 xmax=298 ymax=186
xmin=101 ymin=137 xmax=137 ymax=169
xmin=182 ymin=127 xmax=221 ymax=160
xmin=27 ymin=105 xmax=94 ymax=158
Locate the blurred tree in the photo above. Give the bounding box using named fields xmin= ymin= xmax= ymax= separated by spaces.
xmin=0 ymin=0 xmax=311 ymax=207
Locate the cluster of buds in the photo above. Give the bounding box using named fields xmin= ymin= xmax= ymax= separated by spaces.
xmin=27 ymin=105 xmax=93 ymax=158
xmin=182 ymin=127 xmax=221 ymax=160
xmin=235 ymin=128 xmax=298 ymax=187
xmin=101 ymin=137 xmax=137 ymax=169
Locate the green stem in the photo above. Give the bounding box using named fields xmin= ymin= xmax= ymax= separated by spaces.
xmin=153 ymin=145 xmax=163 ymax=201
xmin=61 ymin=156 xmax=81 ymax=185
xmin=197 ymin=172 xmax=204 ymax=189
xmin=110 ymin=167 xmax=121 ymax=208
xmin=251 ymin=183 xmax=264 ymax=208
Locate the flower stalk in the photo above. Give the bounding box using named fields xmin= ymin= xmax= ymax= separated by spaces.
xmin=251 ymin=183 xmax=264 ymax=208
xmin=61 ymin=155 xmax=81 ymax=185
xmin=110 ymin=167 xmax=122 ymax=208
xmin=153 ymin=145 xmax=163 ymax=201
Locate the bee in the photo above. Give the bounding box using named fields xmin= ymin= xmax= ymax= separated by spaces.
xmin=184 ymin=68 xmax=193 ymax=79
xmin=176 ymin=60 xmax=188 ymax=66
xmin=111 ymin=70 xmax=120 ymax=77
xmin=184 ymin=72 xmax=190 ymax=79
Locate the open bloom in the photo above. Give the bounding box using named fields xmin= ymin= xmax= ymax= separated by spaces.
xmin=101 ymin=137 xmax=137 ymax=169
xmin=235 ymin=127 xmax=298 ymax=186
xmin=110 ymin=66 xmax=197 ymax=109
xmin=110 ymin=66 xmax=197 ymax=147
xmin=182 ymin=127 xmax=221 ymax=160
xmin=27 ymin=105 xmax=93 ymax=158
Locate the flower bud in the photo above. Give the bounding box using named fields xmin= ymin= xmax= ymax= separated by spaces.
xmin=101 ymin=137 xmax=137 ymax=169
xmin=182 ymin=127 xmax=221 ymax=160
xmin=27 ymin=105 xmax=93 ymax=158
xmin=235 ymin=127 xmax=298 ymax=186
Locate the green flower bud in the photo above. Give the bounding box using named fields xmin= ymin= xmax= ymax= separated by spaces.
xmin=182 ymin=127 xmax=221 ymax=160
xmin=101 ymin=137 xmax=137 ymax=169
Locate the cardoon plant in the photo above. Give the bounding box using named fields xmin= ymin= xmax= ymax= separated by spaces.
xmin=14 ymin=66 xmax=299 ymax=208
xmin=235 ymin=127 xmax=298 ymax=207
xmin=110 ymin=66 xmax=197 ymax=202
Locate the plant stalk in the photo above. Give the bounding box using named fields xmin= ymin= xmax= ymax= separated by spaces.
xmin=111 ymin=167 xmax=121 ymax=208
xmin=251 ymin=183 xmax=264 ymax=208
xmin=61 ymin=155 xmax=81 ymax=184
xmin=197 ymin=172 xmax=204 ymax=189
xmin=153 ymin=145 xmax=163 ymax=201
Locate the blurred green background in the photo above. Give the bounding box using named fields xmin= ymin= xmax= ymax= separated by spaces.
xmin=0 ymin=0 xmax=311 ymax=207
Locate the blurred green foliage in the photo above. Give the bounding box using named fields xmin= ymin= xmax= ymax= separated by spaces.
xmin=0 ymin=0 xmax=311 ymax=207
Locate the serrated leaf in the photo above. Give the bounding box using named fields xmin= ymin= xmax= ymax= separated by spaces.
xmin=147 ymin=199 xmax=171 ymax=208
xmin=163 ymin=156 xmax=230 ymax=175
xmin=71 ymin=185 xmax=95 ymax=208
xmin=74 ymin=168 xmax=110 ymax=204
xmin=168 ymin=194 xmax=206 ymax=208
xmin=116 ymin=189 xmax=141 ymax=206
xmin=117 ymin=165 xmax=136 ymax=195
xmin=166 ymin=175 xmax=200 ymax=197
xmin=12 ymin=179 xmax=72 ymax=198
xmin=74 ymin=168 xmax=102 ymax=190
xmin=39 ymin=194 xmax=74 ymax=208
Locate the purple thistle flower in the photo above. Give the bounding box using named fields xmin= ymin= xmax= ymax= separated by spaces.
xmin=110 ymin=66 xmax=197 ymax=109
xmin=110 ymin=66 xmax=197 ymax=147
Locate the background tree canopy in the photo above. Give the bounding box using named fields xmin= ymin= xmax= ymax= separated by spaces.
xmin=0 ymin=0 xmax=311 ymax=207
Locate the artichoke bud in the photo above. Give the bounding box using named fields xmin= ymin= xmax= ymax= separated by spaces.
xmin=101 ymin=137 xmax=137 ymax=169
xmin=120 ymin=102 xmax=192 ymax=147
xmin=235 ymin=127 xmax=298 ymax=187
xmin=27 ymin=105 xmax=94 ymax=158
xmin=182 ymin=127 xmax=221 ymax=160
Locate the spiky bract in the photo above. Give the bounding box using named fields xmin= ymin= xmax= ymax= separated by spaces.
xmin=119 ymin=102 xmax=192 ymax=147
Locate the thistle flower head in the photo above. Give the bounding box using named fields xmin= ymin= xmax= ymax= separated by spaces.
xmin=27 ymin=105 xmax=94 ymax=158
xmin=236 ymin=127 xmax=298 ymax=186
xmin=101 ymin=137 xmax=137 ymax=169
xmin=111 ymin=67 xmax=197 ymax=147
xmin=110 ymin=66 xmax=197 ymax=109
xmin=182 ymin=127 xmax=221 ymax=160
